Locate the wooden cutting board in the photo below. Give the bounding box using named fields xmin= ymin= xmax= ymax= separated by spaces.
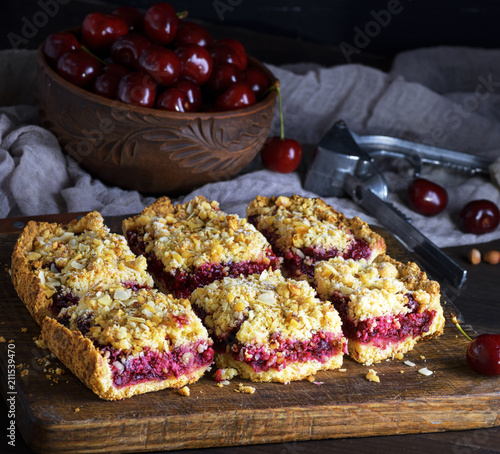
xmin=0 ymin=214 xmax=498 ymax=454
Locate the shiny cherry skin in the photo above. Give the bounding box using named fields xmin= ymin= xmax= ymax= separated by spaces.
xmin=138 ymin=45 xmax=181 ymax=86
xmin=242 ymin=66 xmax=269 ymax=97
xmin=93 ymin=73 xmax=120 ymax=99
xmin=111 ymin=6 xmax=144 ymax=31
xmin=171 ymin=78 xmax=202 ymax=111
xmin=459 ymin=199 xmax=500 ymax=234
xmin=44 ymin=32 xmax=80 ymax=64
xmin=144 ymin=2 xmax=178 ymax=45
xmin=214 ymin=81 xmax=256 ymax=111
xmin=110 ymin=34 xmax=152 ymax=69
xmin=56 ymin=49 xmax=101 ymax=88
xmin=407 ymin=178 xmax=448 ymax=216
xmin=174 ymin=21 xmax=214 ymax=48
xmin=466 ymin=334 xmax=500 ymax=376
xmin=156 ymin=87 xmax=189 ymax=112
xmin=217 ymin=38 xmax=247 ymax=70
xmin=117 ymin=72 xmax=157 ymax=107
xmin=261 ymin=137 xmax=303 ymax=173
xmin=81 ymin=12 xmax=129 ymax=52
xmin=176 ymin=44 xmax=213 ymax=85
xmin=210 ymin=43 xmax=242 ymax=70
xmin=205 ymin=62 xmax=241 ymax=95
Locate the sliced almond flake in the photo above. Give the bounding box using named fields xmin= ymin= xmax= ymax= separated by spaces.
xmin=404 ymin=360 xmax=416 ymax=367
xmin=418 ymin=367 xmax=433 ymax=376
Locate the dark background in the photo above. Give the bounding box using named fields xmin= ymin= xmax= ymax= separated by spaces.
xmin=3 ymin=0 xmax=500 ymax=67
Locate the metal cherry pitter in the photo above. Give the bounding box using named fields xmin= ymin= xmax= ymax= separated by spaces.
xmin=305 ymin=120 xmax=493 ymax=290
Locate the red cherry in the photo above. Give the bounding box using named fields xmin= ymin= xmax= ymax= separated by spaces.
xmin=56 ymin=49 xmax=101 ymax=88
xmin=176 ymin=44 xmax=213 ymax=85
xmin=459 ymin=199 xmax=500 ymax=234
xmin=171 ymin=78 xmax=202 ymax=111
xmin=217 ymin=38 xmax=247 ymax=70
xmin=102 ymin=62 xmax=129 ymax=79
xmin=205 ymin=63 xmax=241 ymax=95
xmin=466 ymin=334 xmax=500 ymax=376
xmin=144 ymin=2 xmax=178 ymax=45
xmin=261 ymin=137 xmax=303 ymax=173
xmin=214 ymin=81 xmax=256 ymax=111
xmin=93 ymin=73 xmax=120 ymax=99
xmin=407 ymin=178 xmax=448 ymax=216
xmin=111 ymin=6 xmax=144 ymax=31
xmin=156 ymin=88 xmax=189 ymax=112
xmin=138 ymin=45 xmax=181 ymax=86
xmin=210 ymin=43 xmax=242 ymax=70
xmin=110 ymin=34 xmax=152 ymax=69
xmin=117 ymin=72 xmax=157 ymax=108
xmin=242 ymin=66 xmax=270 ymax=97
xmin=81 ymin=12 xmax=129 ymax=52
xmin=174 ymin=21 xmax=214 ymax=48
xmin=43 ymin=32 xmax=80 ymax=65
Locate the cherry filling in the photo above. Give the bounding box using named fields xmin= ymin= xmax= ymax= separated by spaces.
xmin=246 ymin=218 xmax=371 ymax=279
xmin=126 ymin=229 xmax=281 ymax=298
xmin=102 ymin=342 xmax=214 ymax=388
xmin=215 ymin=330 xmax=343 ymax=373
xmin=329 ymin=292 xmax=436 ymax=348
xmin=50 ymin=289 xmax=79 ymax=318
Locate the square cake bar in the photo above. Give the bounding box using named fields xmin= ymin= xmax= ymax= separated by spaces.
xmin=189 ymin=270 xmax=346 ymax=383
xmin=123 ymin=196 xmax=281 ymax=298
xmin=314 ymin=254 xmax=445 ymax=365
xmin=247 ymin=195 xmax=386 ymax=280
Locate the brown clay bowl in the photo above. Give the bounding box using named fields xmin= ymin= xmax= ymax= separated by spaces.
xmin=35 ymin=41 xmax=277 ymax=194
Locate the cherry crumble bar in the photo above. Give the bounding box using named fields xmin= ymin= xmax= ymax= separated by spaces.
xmin=189 ymin=270 xmax=347 ymax=383
xmin=123 ymin=196 xmax=281 ymax=298
xmin=246 ymin=195 xmax=386 ymax=280
xmin=11 ymin=212 xmax=214 ymax=400
xmin=314 ymin=254 xmax=445 ymax=365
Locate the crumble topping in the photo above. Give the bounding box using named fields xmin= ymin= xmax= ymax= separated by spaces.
xmin=366 ymin=369 xmax=380 ymax=382
xmin=125 ymin=196 xmax=275 ymax=272
xmin=190 ymin=269 xmax=343 ymax=344
xmin=27 ymin=212 xmax=153 ymax=299
xmin=315 ymin=254 xmax=441 ymax=320
xmin=60 ymin=283 xmax=210 ymax=355
xmin=247 ymin=195 xmax=383 ymax=253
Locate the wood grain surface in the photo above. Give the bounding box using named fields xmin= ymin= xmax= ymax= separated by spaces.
xmin=0 ymin=215 xmax=498 ymax=454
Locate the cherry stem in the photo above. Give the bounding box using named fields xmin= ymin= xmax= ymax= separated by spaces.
xmin=274 ymin=81 xmax=285 ymax=140
xmin=177 ymin=10 xmax=188 ymax=19
xmin=450 ymin=313 xmax=473 ymax=341
xmin=80 ymin=45 xmax=107 ymax=65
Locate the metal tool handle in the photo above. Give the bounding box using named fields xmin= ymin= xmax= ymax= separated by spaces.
xmin=344 ymin=174 xmax=467 ymax=289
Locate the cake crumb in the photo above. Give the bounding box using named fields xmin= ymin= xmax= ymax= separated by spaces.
xmin=34 ymin=337 xmax=47 ymax=349
xmin=0 ymin=336 xmax=6 ymax=342
xmin=307 ymin=375 xmax=316 ymax=382
xmin=21 ymin=369 xmax=29 ymax=377
xmin=217 ymin=380 xmax=230 ymax=387
xmin=420 ymin=355 xmax=426 ymax=360
xmin=235 ymin=383 xmax=255 ymax=394
xmin=74 ymin=408 xmax=80 ymax=413
xmin=394 ymin=352 xmax=404 ymax=360
xmin=366 ymin=369 xmax=380 ymax=383
xmin=21 ymin=327 xmax=28 ymax=333
xmin=404 ymin=360 xmax=416 ymax=367
xmin=400 ymin=370 xmax=405 ymax=374
xmin=214 ymin=367 xmax=238 ymax=383
xmin=418 ymin=367 xmax=433 ymax=376
xmin=55 ymin=368 xmax=65 ymax=375
xmin=178 ymin=386 xmax=190 ymax=396
xmin=8 ymin=339 xmax=14 ymax=344
xmin=338 ymin=368 xmax=347 ymax=373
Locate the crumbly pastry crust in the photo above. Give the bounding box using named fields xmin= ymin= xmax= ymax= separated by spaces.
xmin=123 ymin=195 xmax=277 ymax=273
xmin=12 ymin=212 xmax=213 ymax=400
xmin=246 ymin=195 xmax=386 ymax=279
xmin=315 ymin=254 xmax=445 ymax=365
xmin=190 ymin=270 xmax=346 ymax=382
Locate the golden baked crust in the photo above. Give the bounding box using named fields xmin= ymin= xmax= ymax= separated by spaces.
xmin=315 ymin=254 xmax=445 ymax=365
xmin=123 ymin=195 xmax=275 ymax=273
xmin=246 ymin=195 xmax=386 ymax=279
xmin=190 ymin=270 xmax=346 ymax=383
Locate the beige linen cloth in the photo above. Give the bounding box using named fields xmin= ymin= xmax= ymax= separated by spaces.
xmin=0 ymin=47 xmax=499 ymax=248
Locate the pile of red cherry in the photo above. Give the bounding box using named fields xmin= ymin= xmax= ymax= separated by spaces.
xmin=43 ymin=3 xmax=270 ymax=113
